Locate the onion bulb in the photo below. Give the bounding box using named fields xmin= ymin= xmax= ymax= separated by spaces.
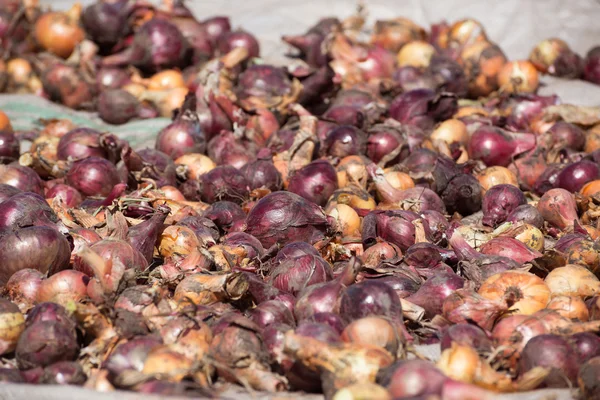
xmin=478 ymin=270 xmax=550 ymax=315
xmin=497 ymin=60 xmax=539 ymax=94
xmin=430 ymin=119 xmax=469 ymax=145
xmin=545 ymin=264 xmax=600 ymax=298
xmin=396 ymin=41 xmax=435 ymax=68
xmin=34 ymin=4 xmax=85 ymax=58
xmin=477 ymin=166 xmax=518 ymax=193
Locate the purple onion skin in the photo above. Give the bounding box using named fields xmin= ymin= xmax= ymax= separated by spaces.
xmin=26 ymin=303 xmax=76 ymax=331
xmin=135 ymin=148 xmax=177 ymax=187
xmin=97 ymin=89 xmax=139 ymax=125
xmin=362 ymin=210 xmax=431 ymax=252
xmin=96 ymin=67 xmax=130 ymax=90
xmin=66 ymin=157 xmax=121 ymax=197
xmin=127 ymin=208 xmax=169 ymax=263
xmin=389 ymin=89 xmax=457 ymax=130
xmin=287 ymin=160 xmax=339 ymax=206
xmin=155 ymin=119 xmax=206 ymax=159
xmin=481 ymin=184 xmax=527 ymax=227
xmin=0 ymin=183 xmax=21 ymax=204
xmin=421 ymin=210 xmax=450 ymax=245
xmin=240 ymin=159 xmax=283 ymax=191
xmin=16 ymin=321 xmax=79 ymax=369
xmin=294 ymin=281 xmax=344 ymax=321
xmin=73 ymin=238 xmax=148 ymax=277
xmin=46 ymin=184 xmax=83 ymax=208
xmin=569 ymin=332 xmax=600 ymax=363
xmin=547 ymin=121 xmax=586 ymax=151
xmin=0 ymin=226 xmax=71 ymax=285
xmin=202 ymin=16 xmax=231 ymax=45
xmin=275 ymin=242 xmax=320 ymax=263
xmin=382 ymin=360 xmax=448 ymax=398
xmin=441 ymin=173 xmax=483 ymax=216
xmin=41 ymin=361 xmax=86 ymax=385
xmin=0 ymin=164 xmax=44 ymax=195
xmin=269 ymin=254 xmax=333 ymax=296
xmin=0 ymin=192 xmax=58 ymax=229
xmin=506 ymin=204 xmax=544 ymax=229
xmin=200 ymin=165 xmax=250 ymax=204
xmin=82 ymin=0 xmax=131 ymax=48
xmin=0 ymin=130 xmax=19 ymax=164
xmin=407 ymin=271 xmax=465 ymax=319
xmin=555 ymin=160 xmax=600 ymax=193
xmin=57 ymin=128 xmax=105 ymax=161
xmin=584 ymin=46 xmax=600 ymax=84
xmin=518 ymin=334 xmax=579 ymax=388
xmin=440 ymin=324 xmax=493 ymax=352
xmin=236 ymin=65 xmax=292 ymax=102
xmin=404 ymin=243 xmax=442 ymax=269
xmin=307 ymin=312 xmax=346 ymax=334
xmin=339 ymin=280 xmax=403 ymax=323
xmin=217 ymin=30 xmax=260 ymax=58
xmin=323 ymin=125 xmax=367 ymax=158
xmin=203 ymin=201 xmax=246 ymax=233
xmin=249 ymin=300 xmax=296 ymax=330
xmin=245 ymin=191 xmax=330 ymax=248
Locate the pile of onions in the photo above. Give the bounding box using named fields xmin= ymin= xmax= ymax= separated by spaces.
xmin=0 ymin=4 xmax=599 ymax=400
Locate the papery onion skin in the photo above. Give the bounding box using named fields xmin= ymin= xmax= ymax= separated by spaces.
xmin=478 ymin=271 xmax=550 ymax=316
xmin=0 ymin=192 xmax=59 ymax=230
xmin=16 ymin=321 xmax=79 ymax=369
xmin=269 ymin=254 xmax=333 ymax=296
xmin=339 ymin=280 xmax=403 ymax=323
xmin=66 ymin=157 xmax=121 ymax=197
xmin=0 ymin=164 xmax=45 ymax=195
xmin=73 ymin=238 xmax=148 ymax=277
xmin=481 ymin=184 xmax=527 ymax=227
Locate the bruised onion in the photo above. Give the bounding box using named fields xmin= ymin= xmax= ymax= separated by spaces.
xmin=66 ymin=157 xmax=120 ymax=197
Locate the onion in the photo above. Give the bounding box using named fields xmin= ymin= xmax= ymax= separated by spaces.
xmin=547 ymin=296 xmax=589 ymax=321
xmin=203 ymin=201 xmax=246 ymax=233
xmin=36 ymin=270 xmax=89 ymax=306
xmin=341 ymin=316 xmax=401 ymax=355
xmin=218 ymin=29 xmax=260 ymax=58
xmin=0 ymin=184 xmax=20 ymax=203
xmin=269 ymin=253 xmax=333 ymax=296
xmin=97 ymin=89 xmax=143 ymax=125
xmin=544 ymin=264 xmax=600 ymax=298
xmin=202 ymin=16 xmax=231 ymax=45
xmin=199 ymin=165 xmax=249 ymax=204
xmin=66 ymin=157 xmax=120 ymax=197
xmin=537 ymin=188 xmax=579 ymax=233
xmin=547 ymin=121 xmax=586 ymax=151
xmin=440 ymin=173 xmax=483 ymax=216
xmin=389 ymin=88 xmax=457 ymax=130
xmin=478 ymin=270 xmax=550 ymax=316
xmin=41 ymin=63 xmax=93 ymax=110
xmin=127 ymin=207 xmax=169 ymax=263
xmin=477 ymin=166 xmax=518 ymax=193
xmin=245 ymin=191 xmax=330 ymax=248
xmin=0 ymin=130 xmax=19 ymax=164
xmin=370 ymin=18 xmax=426 ymax=53
xmin=506 ymin=204 xmax=544 ymax=229
xmin=287 ymin=160 xmax=338 ymax=207
xmin=385 ymin=360 xmax=447 ymax=398
xmin=497 ymin=60 xmax=539 ymax=93
xmin=366 ymin=125 xmax=405 ymax=166
xmin=0 ymin=226 xmax=70 ymax=285
xmin=570 ymin=332 xmax=600 ymax=363
xmin=16 ymin=320 xmax=79 ymax=369
xmin=429 ymin=55 xmax=469 ymax=96
xmin=460 ymin=41 xmax=507 ymax=97
xmin=407 ymin=271 xmax=465 ymax=318
xmin=0 ymin=164 xmax=44 ymax=195
xmin=555 ymin=160 xmax=600 ymax=193
xmin=241 ymin=159 xmax=283 ymax=192
xmin=584 ymin=46 xmax=600 ymax=84
xmin=579 ymin=357 xmax=600 ymax=398
xmin=82 ymin=0 xmax=131 ymax=48
xmin=468 ymin=126 xmax=536 ymax=167
xmin=397 ymin=41 xmax=435 ymax=68
xmin=322 ymin=125 xmax=367 ymax=158
xmin=155 ymin=109 xmax=206 ymax=159
xmin=250 ymin=300 xmax=296 ymax=330
xmin=57 ymin=128 xmax=105 ymax=161
xmin=518 ymin=334 xmax=579 ymax=387
xmin=529 ymin=38 xmax=582 ymax=78
xmin=34 ymin=4 xmax=85 ymax=58
xmin=46 ymin=183 xmax=83 ymax=207
xmin=340 ymin=280 xmax=403 ymax=323
xmin=5 ymin=269 xmax=43 ymax=311
xmin=0 ymin=299 xmax=24 ymax=356
xmin=440 ymin=323 xmax=492 ymax=352
xmin=481 ymin=184 xmax=527 ymax=227
xmin=74 ymin=238 xmax=148 ymax=277
xmin=103 ymin=18 xmax=189 ymax=72
xmin=0 ymin=192 xmax=59 ymax=229
xmin=41 ymin=361 xmax=86 ymax=385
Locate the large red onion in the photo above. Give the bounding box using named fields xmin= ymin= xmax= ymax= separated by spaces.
xmin=103 ymin=18 xmax=189 ymax=72
xmin=16 ymin=321 xmax=79 ymax=369
xmin=0 ymin=192 xmax=58 ymax=229
xmin=0 ymin=226 xmax=70 ymax=284
xmin=518 ymin=334 xmax=579 ymax=388
xmin=245 ymin=191 xmax=331 ymax=248
xmin=555 ymin=160 xmax=600 ymax=193
xmin=65 ymin=157 xmax=120 ymax=197
xmin=339 ymin=280 xmax=403 ymax=323
xmin=81 ymin=0 xmax=131 ymax=48
xmin=199 ymin=165 xmax=249 ymax=204
xmin=269 ymin=254 xmax=333 ymax=296
xmin=155 ymin=103 xmax=206 ymax=159
xmin=468 ymin=126 xmax=536 ymax=167
xmin=481 ymin=184 xmax=527 ymax=227
xmin=240 ymin=159 xmax=282 ymax=192
xmin=406 ymin=271 xmax=465 ymax=318
xmin=203 ymin=201 xmax=246 ymax=233
xmin=362 ymin=209 xmax=431 ymax=251
xmin=322 ymin=125 xmax=367 ymax=158
xmin=287 ymin=160 xmax=338 ymax=206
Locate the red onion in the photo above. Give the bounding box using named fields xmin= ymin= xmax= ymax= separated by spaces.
xmin=97 ymin=89 xmax=143 ymax=125
xmin=469 ymin=126 xmax=536 ymax=167
xmin=428 ymin=55 xmax=468 ymax=96
xmin=235 ymin=65 xmax=292 ymax=110
xmin=287 ymin=160 xmax=338 ymax=207
xmin=569 ymin=332 xmax=600 ymax=363
xmin=201 ymin=16 xmax=231 ymax=45
xmin=518 ymin=334 xmax=579 ymax=388
xmin=155 ymin=102 xmax=206 ymax=159
xmin=245 ymin=191 xmax=330 ymax=248
xmin=389 ymin=88 xmax=457 ymax=130
xmin=203 ymin=201 xmax=246 ymax=233
xmin=170 ymin=17 xmax=213 ymax=62
xmin=537 ymin=188 xmax=579 ymax=233
xmin=0 ymin=130 xmax=19 ymax=164
xmin=250 ymin=300 xmax=296 ymax=330
xmin=282 ymin=18 xmax=337 ymax=67
xmin=240 ymin=159 xmax=282 ymax=192
xmin=294 ymin=280 xmax=344 ymax=321
xmin=407 ymin=271 xmax=465 ymax=318
xmin=217 ymin=29 xmax=260 ymax=58
xmin=57 ymin=128 xmax=106 ymax=161
xmin=322 ymin=105 xmax=364 ymax=127
xmin=36 ymin=270 xmax=89 ymax=305
xmin=479 ymin=237 xmax=541 ymax=264
xmin=0 ymin=164 xmax=44 ymax=195
xmin=196 ymin=92 xmax=233 ymax=142
xmin=81 ymin=0 xmax=131 ymax=48
xmin=584 ymin=46 xmax=600 ymax=84
xmin=26 ymin=303 xmax=77 ymax=331
xmin=103 ymin=19 xmax=189 ymax=72
xmin=16 ymin=321 xmax=79 ymax=369
xmin=339 ymin=280 xmax=403 ymax=323
xmin=66 ymin=157 xmax=120 ymax=197
xmin=322 ymin=125 xmax=367 ymax=158
xmin=127 ymin=207 xmax=169 ymax=263
xmin=5 ymin=269 xmax=43 ymax=310
xmin=506 ymin=204 xmax=544 ymax=229
xmin=41 ymin=63 xmax=93 ymax=110
xmin=555 ymin=160 xmax=600 ymax=193
xmin=384 ymin=360 xmax=447 ymax=398
xmin=481 ymin=184 xmax=527 ymax=227
xmin=0 ymin=183 xmax=20 ymax=203
xmin=308 ymin=312 xmax=346 ymax=334
xmin=421 ymin=210 xmax=451 ymax=245
xmin=274 ymin=241 xmax=320 ymax=263
xmin=207 ymin=130 xmax=257 ymax=168
xmin=579 ymin=357 xmax=600 ymax=399
xmin=96 ymin=67 xmax=130 ymax=91
xmin=0 ymin=226 xmax=70 ymax=285
xmin=199 ymin=165 xmax=249 ymax=204
xmin=533 ymin=164 xmax=562 ymax=196
xmin=40 ymin=361 xmax=86 ymax=385
xmin=366 ymin=126 xmax=405 ymax=165
xmin=125 ymin=148 xmax=177 ymax=188
xmin=440 ymin=323 xmax=492 ymax=352
xmin=0 ymin=192 xmax=58 ymax=229
xmin=547 ymin=121 xmax=586 ymax=151
xmin=74 ymin=238 xmax=148 ymax=277
xmin=441 ymin=175 xmax=482 ymax=216
xmin=45 ymin=184 xmax=83 ymax=207
xmin=362 ymin=210 xmax=431 ymax=251
xmin=269 ymin=254 xmax=333 ymax=296
xmin=103 ymin=336 xmax=162 ymax=376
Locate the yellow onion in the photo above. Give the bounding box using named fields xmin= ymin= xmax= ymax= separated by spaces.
xmin=478 ymin=270 xmax=550 ymax=316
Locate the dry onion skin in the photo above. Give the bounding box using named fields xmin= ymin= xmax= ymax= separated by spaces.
xmin=478 ymin=271 xmax=551 ymax=316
